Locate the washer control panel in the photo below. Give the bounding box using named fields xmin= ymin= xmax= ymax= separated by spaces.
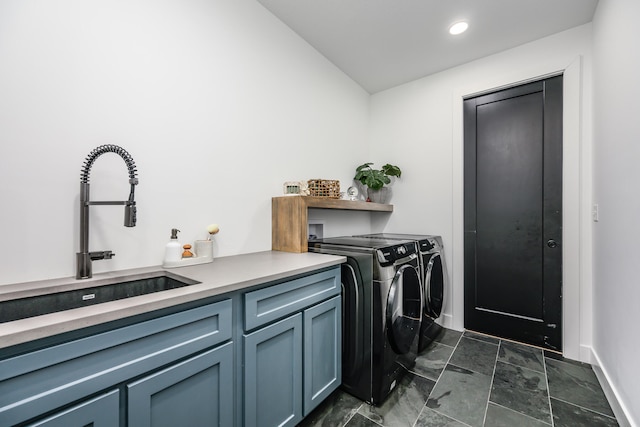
xmin=376 ymin=242 xmax=417 ymax=266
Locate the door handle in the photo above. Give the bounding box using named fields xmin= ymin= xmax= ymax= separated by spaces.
xmin=547 ymin=239 xmax=558 ymax=248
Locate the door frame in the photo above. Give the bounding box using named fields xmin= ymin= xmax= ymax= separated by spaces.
xmin=451 ymin=56 xmax=588 ymax=361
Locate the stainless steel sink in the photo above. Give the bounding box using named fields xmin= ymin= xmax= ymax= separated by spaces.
xmin=0 ymin=272 xmax=200 ymax=323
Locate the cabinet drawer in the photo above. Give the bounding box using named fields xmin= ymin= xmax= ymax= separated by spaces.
xmin=0 ymin=299 xmax=232 ymax=426
xmin=244 ymin=267 xmax=340 ymax=331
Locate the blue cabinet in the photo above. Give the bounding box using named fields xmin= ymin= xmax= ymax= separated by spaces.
xmin=0 ymin=299 xmax=232 ymax=426
xmin=128 ymin=342 xmax=233 ymax=427
xmin=243 ymin=268 xmax=341 ymax=425
xmin=1 ymin=267 xmax=341 ymax=427
xmin=243 ymin=300 xmax=342 ymax=427
xmin=26 ymin=390 xmax=119 ymax=427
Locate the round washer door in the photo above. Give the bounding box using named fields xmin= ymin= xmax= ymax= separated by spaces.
xmin=386 ymin=264 xmax=422 ymax=354
xmin=425 ymin=254 xmax=444 ymax=318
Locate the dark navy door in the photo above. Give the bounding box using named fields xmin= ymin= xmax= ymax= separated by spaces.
xmin=464 ymin=76 xmax=563 ymax=351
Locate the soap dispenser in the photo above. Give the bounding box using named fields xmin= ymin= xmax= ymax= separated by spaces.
xmin=164 ymin=228 xmax=182 ymax=264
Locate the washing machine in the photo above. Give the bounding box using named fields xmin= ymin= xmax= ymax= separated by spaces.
xmin=355 ymin=233 xmax=448 ymax=352
xmin=308 ymin=236 xmax=422 ymax=405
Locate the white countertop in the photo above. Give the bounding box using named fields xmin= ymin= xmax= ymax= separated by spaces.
xmin=0 ymin=251 xmax=345 ymax=350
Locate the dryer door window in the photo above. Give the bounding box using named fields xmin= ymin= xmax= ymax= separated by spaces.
xmin=425 ymin=254 xmax=444 ymax=318
xmin=386 ymin=265 xmax=422 ymax=355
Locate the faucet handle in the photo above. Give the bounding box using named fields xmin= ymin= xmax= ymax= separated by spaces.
xmin=89 ymin=251 xmax=115 ymax=261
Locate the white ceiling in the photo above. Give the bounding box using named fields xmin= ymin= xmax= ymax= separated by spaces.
xmin=256 ymin=0 xmax=599 ymax=93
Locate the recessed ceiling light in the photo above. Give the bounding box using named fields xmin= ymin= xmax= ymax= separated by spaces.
xmin=449 ymin=21 xmax=468 ymax=35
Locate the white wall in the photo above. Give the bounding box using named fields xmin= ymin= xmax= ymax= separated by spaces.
xmin=592 ymin=0 xmax=640 ymax=424
xmin=0 ymin=0 xmax=370 ymax=285
xmin=369 ymin=25 xmax=594 ymax=361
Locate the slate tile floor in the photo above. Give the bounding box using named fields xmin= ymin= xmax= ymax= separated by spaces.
xmin=298 ymin=329 xmax=619 ymax=427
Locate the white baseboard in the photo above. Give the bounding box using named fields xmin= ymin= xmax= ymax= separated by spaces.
xmin=579 ymin=344 xmax=593 ymax=364
xmin=589 ymin=347 xmax=637 ymax=427
xmin=438 ymin=313 xmax=457 ymax=331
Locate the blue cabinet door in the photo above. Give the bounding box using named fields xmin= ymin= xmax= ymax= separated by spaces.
xmin=26 ymin=390 xmax=119 ymax=427
xmin=303 ymin=296 xmax=342 ymax=416
xmin=128 ymin=342 xmax=233 ymax=427
xmin=244 ymin=313 xmax=303 ymax=427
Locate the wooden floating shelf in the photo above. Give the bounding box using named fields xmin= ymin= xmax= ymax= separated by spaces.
xmin=272 ymin=196 xmax=393 ymax=253
xmin=300 ymin=197 xmax=393 ymax=212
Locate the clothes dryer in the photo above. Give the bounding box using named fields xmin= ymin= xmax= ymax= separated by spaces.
xmin=355 ymin=233 xmax=448 ymax=352
xmin=308 ymin=237 xmax=422 ymax=405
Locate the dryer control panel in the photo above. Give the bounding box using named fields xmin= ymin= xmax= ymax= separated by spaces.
xmin=418 ymin=239 xmax=435 ymax=252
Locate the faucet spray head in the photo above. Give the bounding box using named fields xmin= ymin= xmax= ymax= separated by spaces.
xmin=124 ymin=203 xmax=137 ymax=227
xmin=124 ymin=177 xmax=139 ymax=227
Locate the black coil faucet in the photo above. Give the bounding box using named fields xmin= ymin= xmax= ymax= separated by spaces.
xmin=77 ymin=144 xmax=139 ymax=279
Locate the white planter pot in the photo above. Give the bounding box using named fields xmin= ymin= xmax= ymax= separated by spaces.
xmin=367 ymin=187 xmax=391 ymax=204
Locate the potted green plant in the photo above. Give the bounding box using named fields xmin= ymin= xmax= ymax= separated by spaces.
xmin=354 ymin=162 xmax=402 ymax=203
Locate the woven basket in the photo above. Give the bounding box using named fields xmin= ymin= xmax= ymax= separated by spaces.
xmin=307 ymin=179 xmax=340 ymax=198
